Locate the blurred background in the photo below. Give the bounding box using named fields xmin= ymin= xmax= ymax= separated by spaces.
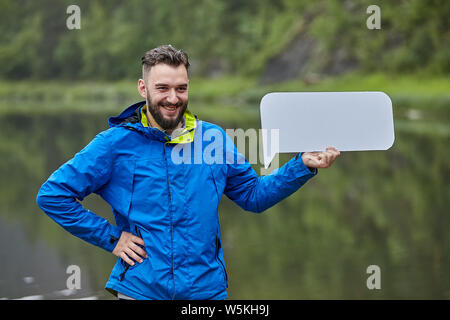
xmin=0 ymin=0 xmax=449 ymax=299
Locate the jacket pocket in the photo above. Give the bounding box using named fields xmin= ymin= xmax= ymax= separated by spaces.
xmin=119 ymin=225 xmax=146 ymax=282
xmin=215 ymin=234 xmax=228 ymax=286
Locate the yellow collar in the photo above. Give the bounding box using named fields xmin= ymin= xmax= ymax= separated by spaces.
xmin=141 ymin=105 xmax=196 ymax=144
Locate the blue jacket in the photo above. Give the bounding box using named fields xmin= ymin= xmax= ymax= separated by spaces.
xmin=36 ymin=101 xmax=317 ymax=300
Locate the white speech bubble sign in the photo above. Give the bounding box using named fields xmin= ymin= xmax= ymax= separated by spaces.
xmin=260 ymin=92 xmax=395 ymax=168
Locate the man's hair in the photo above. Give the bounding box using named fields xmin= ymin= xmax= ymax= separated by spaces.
xmin=141 ymin=45 xmax=190 ymax=79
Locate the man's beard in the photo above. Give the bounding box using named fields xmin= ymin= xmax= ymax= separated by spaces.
xmin=146 ymin=90 xmax=188 ymax=131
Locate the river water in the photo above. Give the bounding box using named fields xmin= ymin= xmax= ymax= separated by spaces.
xmin=0 ymin=102 xmax=449 ymax=299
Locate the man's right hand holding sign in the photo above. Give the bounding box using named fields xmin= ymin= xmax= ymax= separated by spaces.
xmin=302 ymin=147 xmax=341 ymax=169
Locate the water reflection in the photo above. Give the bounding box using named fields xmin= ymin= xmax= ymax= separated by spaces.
xmin=0 ymin=215 xmax=108 ymax=299
xmin=0 ymin=103 xmax=449 ymax=299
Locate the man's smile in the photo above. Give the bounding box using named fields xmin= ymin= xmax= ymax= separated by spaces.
xmin=158 ymin=101 xmax=184 ymax=119
xmin=161 ymin=104 xmax=179 ymax=116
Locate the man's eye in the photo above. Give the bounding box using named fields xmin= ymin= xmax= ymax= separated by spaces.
xmin=177 ymin=87 xmax=187 ymax=92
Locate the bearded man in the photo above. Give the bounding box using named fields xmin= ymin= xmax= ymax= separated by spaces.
xmin=37 ymin=45 xmax=340 ymax=300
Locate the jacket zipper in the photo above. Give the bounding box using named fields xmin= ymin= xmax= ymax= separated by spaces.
xmin=119 ymin=264 xmax=129 ymax=282
xmin=216 ymin=234 xmax=228 ymax=285
xmin=163 ymin=142 xmax=176 ymax=300
xmin=119 ymin=225 xmax=143 ymax=282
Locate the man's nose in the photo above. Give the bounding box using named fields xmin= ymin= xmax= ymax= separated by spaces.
xmin=166 ymin=89 xmax=178 ymax=104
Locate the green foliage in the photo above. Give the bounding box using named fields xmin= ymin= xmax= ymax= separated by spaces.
xmin=0 ymin=0 xmax=448 ymax=80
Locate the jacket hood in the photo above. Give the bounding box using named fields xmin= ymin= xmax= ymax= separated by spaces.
xmin=108 ymin=101 xmax=146 ymax=128
xmin=108 ymin=101 xmax=197 ymax=144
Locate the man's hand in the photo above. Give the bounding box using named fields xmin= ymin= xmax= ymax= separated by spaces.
xmin=112 ymin=231 xmax=148 ymax=266
xmin=302 ymin=147 xmax=340 ymax=169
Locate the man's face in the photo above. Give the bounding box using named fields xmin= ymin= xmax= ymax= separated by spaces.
xmin=139 ymin=63 xmax=189 ymax=131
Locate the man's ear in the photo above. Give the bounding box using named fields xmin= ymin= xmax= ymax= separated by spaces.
xmin=137 ymin=79 xmax=147 ymax=99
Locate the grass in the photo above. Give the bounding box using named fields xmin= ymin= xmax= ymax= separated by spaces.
xmin=0 ymin=73 xmax=448 ymax=124
xmin=267 ymin=72 xmax=450 ymax=97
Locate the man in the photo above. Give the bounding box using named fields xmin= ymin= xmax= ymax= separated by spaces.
xmin=36 ymin=45 xmax=340 ymax=300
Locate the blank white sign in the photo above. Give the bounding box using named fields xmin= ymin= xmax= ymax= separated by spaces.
xmin=260 ymin=92 xmax=395 ymax=168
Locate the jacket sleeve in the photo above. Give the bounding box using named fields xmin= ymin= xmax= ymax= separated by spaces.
xmin=224 ymin=134 xmax=317 ymax=213
xmin=36 ymin=132 xmax=123 ymax=252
